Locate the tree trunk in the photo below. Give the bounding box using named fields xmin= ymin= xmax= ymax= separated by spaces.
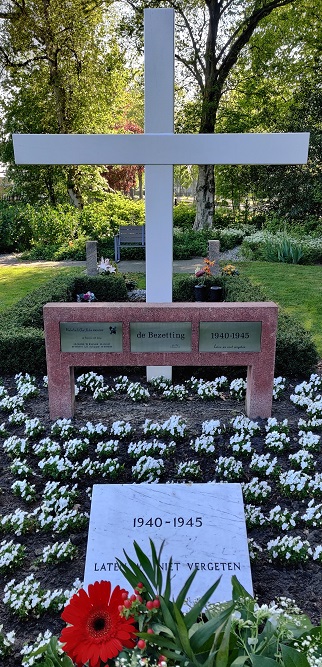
xmin=194 ymin=164 xmax=215 ymax=229
xmin=138 ymin=170 xmax=143 ymax=199
xmin=67 ymin=167 xmax=84 ymax=209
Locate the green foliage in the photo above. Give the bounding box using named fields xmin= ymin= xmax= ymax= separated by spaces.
xmin=241 ymin=231 xmax=322 ymax=265
xmin=0 ymin=202 xmax=33 ymax=252
xmin=173 ymin=275 xmax=223 ymax=302
xmin=173 ymin=202 xmax=196 ymax=229
xmin=23 ymin=635 xmax=73 ymax=667
xmin=223 ymin=274 xmax=319 ymax=376
xmin=0 ymin=1 xmax=130 ymax=205
xmin=2 ymin=197 xmax=145 ymax=258
xmin=0 ymin=270 xmax=128 ymax=374
xmin=115 ymin=540 xmax=316 ymax=667
xmin=0 ymin=326 xmax=46 ymax=374
xmin=276 ymin=313 xmax=319 ymax=377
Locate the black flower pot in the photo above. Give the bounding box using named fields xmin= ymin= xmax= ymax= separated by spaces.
xmin=209 ymin=286 xmax=223 ymax=302
xmin=194 ymin=285 xmax=207 ymax=302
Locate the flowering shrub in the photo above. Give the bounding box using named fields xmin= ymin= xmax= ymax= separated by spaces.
xmin=162 ymin=384 xmax=188 ymax=400
xmin=76 ymin=372 xmax=104 ymax=393
xmin=267 ymin=535 xmax=312 ymax=563
xmin=3 ymin=435 xmax=29 ymax=458
xmin=301 ymin=500 xmax=322 ymax=527
xmin=0 ymin=624 xmax=15 ymax=659
xmin=229 ymin=378 xmax=247 ymax=400
xmin=0 ymin=539 xmax=25 ymax=573
xmin=131 ymin=456 xmax=164 ymax=482
xmin=267 ymin=505 xmax=298 ymax=530
xmin=273 ymin=376 xmax=286 ymax=399
xmin=190 ymin=434 xmax=216 ymax=454
xmin=51 ymin=419 xmax=75 ymax=439
xmin=11 ymin=479 xmax=36 ymax=502
xmin=244 ymin=504 xmax=267 ymax=528
xmin=249 ymin=453 xmax=279 ymax=477
xmin=176 ymin=459 xmax=202 ymax=479
xmin=128 ymin=440 xmax=175 ymax=459
xmin=241 ymin=478 xmax=272 ymax=503
xmin=126 ymin=382 xmax=150 ymax=402
xmin=37 ymin=540 xmax=78 ymax=565
xmin=215 ymin=456 xmax=243 ymax=481
xmin=96 ymin=439 xmax=120 ymax=457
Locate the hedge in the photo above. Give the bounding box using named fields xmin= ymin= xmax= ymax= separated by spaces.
xmin=222 ymin=274 xmax=319 ymax=377
xmin=0 ymin=272 xmax=128 ymax=374
xmin=0 ymin=272 xmax=318 ymax=378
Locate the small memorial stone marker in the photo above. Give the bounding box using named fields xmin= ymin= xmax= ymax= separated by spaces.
xmin=84 ymin=483 xmax=253 ymax=605
xmin=208 ymin=239 xmax=220 ymax=276
xmin=86 ymin=241 xmax=98 ymax=276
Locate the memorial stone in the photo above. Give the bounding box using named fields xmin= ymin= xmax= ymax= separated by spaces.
xmin=86 ymin=241 xmax=98 ymax=276
xmin=208 ymin=239 xmax=221 ymax=275
xmin=84 ymin=483 xmax=253 ymax=606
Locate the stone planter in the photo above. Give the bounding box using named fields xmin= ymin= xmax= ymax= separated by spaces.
xmin=209 ymin=286 xmax=223 ymax=302
xmin=194 ymin=285 xmax=207 ymax=302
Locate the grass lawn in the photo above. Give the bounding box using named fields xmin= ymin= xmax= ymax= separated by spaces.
xmin=238 ymin=261 xmax=322 ymax=356
xmin=0 ymin=265 xmax=83 ymax=310
xmin=0 ymin=260 xmax=321 ymax=357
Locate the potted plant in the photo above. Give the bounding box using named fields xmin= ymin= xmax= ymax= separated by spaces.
xmin=194 ymin=258 xmax=215 ymax=301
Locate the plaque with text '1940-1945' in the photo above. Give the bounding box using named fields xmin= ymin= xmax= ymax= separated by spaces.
xmin=199 ymin=321 xmax=262 ymax=353
xmin=60 ymin=322 xmax=123 ymax=353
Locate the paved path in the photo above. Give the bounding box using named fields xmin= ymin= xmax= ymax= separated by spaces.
xmin=0 ymin=253 xmax=206 ymax=274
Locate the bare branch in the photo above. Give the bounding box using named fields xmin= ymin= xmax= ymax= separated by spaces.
xmin=0 ymin=46 xmax=49 ymax=68
xmin=175 ymin=52 xmax=205 ymax=92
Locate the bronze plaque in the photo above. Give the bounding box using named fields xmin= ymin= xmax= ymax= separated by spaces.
xmin=199 ymin=322 xmax=262 ymax=352
xmin=131 ymin=322 xmax=192 ymax=352
xmin=60 ymin=322 xmax=122 ymax=352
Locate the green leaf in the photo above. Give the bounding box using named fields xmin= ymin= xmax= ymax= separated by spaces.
xmin=175 ymin=569 xmax=199 ymax=610
xmin=172 ymin=602 xmax=195 ymax=659
xmin=117 ymin=549 xmax=155 ymax=596
xmin=215 ymin=617 xmax=231 ymax=667
xmin=231 ymin=576 xmax=253 ymax=603
xmin=185 ymin=577 xmax=222 ymax=628
xmin=164 ymin=556 xmax=173 ymax=602
xmin=281 ymin=645 xmax=310 ymax=667
xmin=137 ymin=632 xmax=178 ymax=650
xmin=230 ymin=657 xmax=250 ymax=667
xmin=151 ymin=623 xmax=175 ymax=638
xmin=150 ymin=539 xmax=163 ymax=592
xmin=159 ymin=596 xmax=180 ymax=636
xmin=133 ymin=541 xmax=157 ymax=587
xmin=250 ymin=656 xmax=279 ymax=667
xmin=190 ymin=604 xmax=235 ymax=654
xmin=284 ymin=615 xmax=314 ymax=639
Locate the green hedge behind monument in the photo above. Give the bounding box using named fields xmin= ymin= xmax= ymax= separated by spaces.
xmin=0 ymin=272 xmax=318 ymax=377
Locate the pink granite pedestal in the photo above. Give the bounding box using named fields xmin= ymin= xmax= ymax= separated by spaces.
xmin=43 ymin=301 xmax=278 ymax=419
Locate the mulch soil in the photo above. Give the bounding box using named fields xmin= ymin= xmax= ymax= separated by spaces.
xmin=0 ymin=367 xmax=322 ymax=665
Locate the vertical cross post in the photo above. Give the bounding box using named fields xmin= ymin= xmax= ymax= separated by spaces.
xmin=145 ymin=8 xmax=174 ymax=381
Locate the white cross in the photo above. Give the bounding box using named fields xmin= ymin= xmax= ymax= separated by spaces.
xmin=13 ymin=8 xmax=309 ymax=378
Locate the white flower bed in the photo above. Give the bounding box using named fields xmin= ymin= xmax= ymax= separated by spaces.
xmin=0 ymin=370 xmax=322 ymax=660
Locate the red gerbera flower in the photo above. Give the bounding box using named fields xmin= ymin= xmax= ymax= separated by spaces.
xmin=60 ymin=581 xmax=136 ymax=667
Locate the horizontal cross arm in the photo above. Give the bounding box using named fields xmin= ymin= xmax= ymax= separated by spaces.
xmin=13 ymin=132 xmax=309 ymax=166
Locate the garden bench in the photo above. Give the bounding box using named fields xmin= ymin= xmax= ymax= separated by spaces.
xmin=114 ymin=224 xmax=145 ymax=262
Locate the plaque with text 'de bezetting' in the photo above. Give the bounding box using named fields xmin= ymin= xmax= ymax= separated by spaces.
xmin=131 ymin=322 xmax=192 ymax=352
xmin=199 ymin=321 xmax=262 ymax=352
xmin=84 ymin=483 xmax=253 ymax=606
xmin=60 ymin=322 xmax=122 ymax=352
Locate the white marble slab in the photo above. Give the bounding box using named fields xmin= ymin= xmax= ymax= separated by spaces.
xmin=84 ymin=483 xmax=253 ymax=605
